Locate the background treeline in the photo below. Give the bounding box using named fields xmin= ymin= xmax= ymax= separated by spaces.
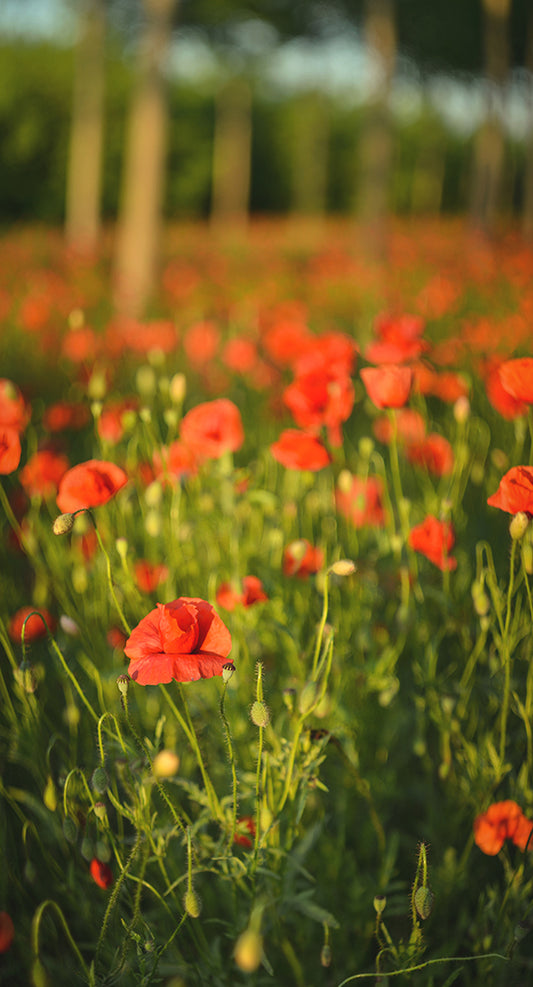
xmin=0 ymin=39 xmax=514 ymax=225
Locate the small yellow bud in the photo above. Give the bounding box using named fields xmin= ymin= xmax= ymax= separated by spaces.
xmin=234 ymin=929 xmax=263 ymax=972
xmin=329 ymin=559 xmax=356 ymax=577
xmin=298 ymin=681 xmax=318 ymax=716
xmin=170 ymin=372 xmax=186 ymax=404
xmin=43 ymin=776 xmax=57 ymax=812
xmin=53 ymin=513 xmax=74 ymax=535
xmin=510 ymin=511 xmax=529 ymax=541
xmin=321 ymin=944 xmax=332 ymax=967
xmin=152 ymin=749 xmax=180 ymax=778
xmin=94 ymin=801 xmax=108 ymax=823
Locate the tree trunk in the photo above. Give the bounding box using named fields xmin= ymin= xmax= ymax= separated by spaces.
xmin=210 ymin=75 xmax=252 ymax=229
xmin=113 ymin=0 xmax=177 ymax=317
xmin=357 ymin=0 xmax=397 ymax=258
xmin=470 ymin=0 xmax=511 ymax=232
xmin=289 ymin=91 xmax=329 ymax=217
xmin=65 ymin=0 xmax=105 ymax=254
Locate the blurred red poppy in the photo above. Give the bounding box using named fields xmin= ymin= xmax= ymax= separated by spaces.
xmin=8 ymin=606 xmax=55 ymax=642
xmin=0 ymin=427 xmax=21 ymax=474
xmin=408 ymin=516 xmax=457 ymax=571
xmin=125 ymin=597 xmax=233 ymax=685
xmin=499 ymin=357 xmax=533 ymax=403
xmin=360 ymin=365 xmax=412 ymax=409
xmin=0 ymin=911 xmax=14 ymax=953
xmin=153 ymin=440 xmax=199 ymax=482
xmin=19 ymin=449 xmax=69 ymax=498
xmin=134 ymin=560 xmax=169 ymax=594
xmin=56 ymin=459 xmax=128 ymax=513
xmin=373 ymin=408 xmax=426 ymax=446
xmin=406 ymin=434 xmax=454 ymax=477
xmin=180 ymin=399 xmax=244 ymax=460
xmin=97 ymin=399 xmax=138 ymax=444
xmin=90 ymin=858 xmax=114 ymax=889
xmin=484 ymin=362 xmax=528 ymax=420
xmin=283 ymin=369 xmax=354 ymax=447
xmin=216 ymin=576 xmax=268 ymax=611
xmin=474 ymin=800 xmax=533 ymax=855
xmin=183 ymin=320 xmax=220 ymax=367
xmin=487 ymin=466 xmax=533 ymax=516
xmin=283 ymin=539 xmax=324 ymax=578
xmin=234 ymin=816 xmax=256 ymax=849
xmin=270 ymin=429 xmax=331 ymax=471
xmin=293 ymin=331 xmax=358 ymax=377
xmin=43 ymin=401 xmax=90 ymax=432
xmin=335 ymin=474 xmax=386 ymax=528
xmin=365 ymin=312 xmax=427 ymax=364
xmin=0 ymin=378 xmax=29 ymax=432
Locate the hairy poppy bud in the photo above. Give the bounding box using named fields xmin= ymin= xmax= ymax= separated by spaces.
xmin=183 ymin=889 xmax=202 ymax=918
xmin=53 ymin=513 xmax=74 ymax=536
xmin=62 ymin=817 xmax=78 ymax=844
xmin=414 ymin=886 xmax=434 ymax=919
xmin=320 ymin=944 xmax=332 ymax=967
xmin=91 ymin=768 xmax=108 ymax=795
xmin=94 ymin=802 xmax=107 ymax=823
xmin=250 ymin=701 xmax=270 ymax=728
xmin=329 ymin=559 xmax=356 ymax=577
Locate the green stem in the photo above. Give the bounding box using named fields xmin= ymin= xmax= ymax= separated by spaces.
xmin=31 ymin=900 xmax=89 ymax=980
xmin=162 ymin=683 xmax=222 ymax=822
xmin=499 ymin=539 xmax=518 ymax=770
xmin=219 ymin=681 xmax=238 ymax=845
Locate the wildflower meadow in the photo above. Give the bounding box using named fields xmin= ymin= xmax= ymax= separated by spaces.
xmin=3 ymin=218 xmax=533 ymax=986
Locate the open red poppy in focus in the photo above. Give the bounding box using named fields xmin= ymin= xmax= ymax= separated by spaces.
xmin=474 ymin=800 xmax=533 ymax=855
xmin=125 ymin=597 xmax=233 ymax=685
xmin=487 ymin=466 xmax=533 ymax=516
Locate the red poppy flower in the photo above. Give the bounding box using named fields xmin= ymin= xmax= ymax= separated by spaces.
xmin=283 ymin=539 xmax=324 ymax=578
xmin=335 ymin=474 xmax=386 ymax=528
xmin=283 ymin=369 xmax=354 ymax=447
xmin=97 ymin=399 xmax=138 ymax=444
xmin=487 ymin=466 xmax=533 ymax=516
xmin=365 ymin=313 xmax=427 ymax=364
xmin=134 ymin=560 xmax=169 ymax=594
xmin=270 ymin=429 xmax=331 ymax=471
xmin=0 ymin=427 xmax=21 ymax=474
xmin=0 ymin=378 xmax=29 ymax=432
xmin=180 ymin=399 xmax=244 ymax=460
xmin=19 ymin=449 xmax=70 ymax=498
xmin=0 ymin=911 xmax=14 ymax=953
xmin=8 ymin=606 xmax=55 ymax=643
xmin=373 ymin=408 xmax=426 ymax=446
xmin=406 ymin=434 xmax=454 ymax=477
xmin=56 ymin=459 xmax=128 ymax=512
xmin=222 ymin=337 xmax=259 ymax=374
xmin=43 ymin=401 xmax=90 ymax=432
xmin=499 ymin=357 xmax=533 ymax=404
xmin=474 ymin=800 xmax=533 ymax=856
xmin=234 ymin=816 xmax=256 ymax=849
xmin=360 ymin=365 xmax=413 ymax=409
xmin=408 ymin=515 xmax=457 ymax=571
xmin=105 ymin=317 xmax=178 ymax=357
xmin=262 ymin=319 xmax=312 ymax=368
xmin=183 ymin=320 xmax=221 ymax=367
xmin=216 ymin=576 xmax=268 ymax=611
xmin=484 ymin=362 xmax=528 ymax=420
xmin=153 ymin=439 xmax=199 ymax=482
xmin=125 ymin=597 xmax=233 ymax=685
xmin=293 ymin=331 xmax=358 ymax=377
xmin=90 ymin=858 xmax=114 ymax=889
xmin=61 ymin=326 xmax=98 ymax=363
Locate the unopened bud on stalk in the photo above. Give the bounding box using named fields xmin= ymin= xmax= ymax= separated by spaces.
xmin=329 ymin=559 xmax=356 ymax=577
xmin=43 ymin=776 xmax=57 ymax=812
xmin=250 ymin=701 xmax=270 ymax=728
xmin=170 ymin=372 xmax=186 ymax=404
xmin=152 ymin=749 xmax=180 ymax=778
xmin=62 ymin=817 xmax=78 ymax=843
xmin=234 ymin=929 xmax=263 ymax=972
xmin=373 ymin=895 xmax=387 ymax=915
xmin=31 ymin=957 xmax=51 ymax=987
xmin=115 ymin=537 xmax=128 ymax=561
xmin=94 ymin=802 xmax=108 ymax=823
xmin=414 ymin=886 xmax=434 ymax=919
xmin=523 ymin=542 xmax=533 ymax=575
xmin=136 ymin=365 xmax=156 ymax=397
xmin=510 ymin=511 xmax=530 ymax=541
xmin=299 ymin=682 xmax=318 ymax=716
xmin=91 ymin=767 xmax=108 ymax=795
xmin=53 ymin=513 xmax=74 ymax=536
xmin=222 ymin=662 xmax=235 ymax=684
xmin=320 ymin=944 xmax=332 ymax=968
xmin=117 ymin=674 xmax=129 ymax=697
xmin=14 ymin=659 xmax=37 ymax=694
xmin=337 ymin=468 xmax=353 ymax=494
xmin=183 ymin=889 xmax=202 ymax=918
xmin=453 ymin=395 xmax=470 ymax=424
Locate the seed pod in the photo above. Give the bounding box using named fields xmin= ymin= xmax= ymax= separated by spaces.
xmin=53 ymin=513 xmax=74 ymax=536
xmin=414 ymin=886 xmax=434 ymax=920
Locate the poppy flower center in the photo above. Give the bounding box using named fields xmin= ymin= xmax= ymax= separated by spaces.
xmin=158 ymin=602 xmax=200 ymax=654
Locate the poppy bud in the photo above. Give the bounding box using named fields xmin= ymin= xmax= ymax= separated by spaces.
xmin=14 ymin=659 xmax=37 ymax=694
xmin=510 ymin=512 xmax=530 ymax=541
xmin=91 ymin=767 xmax=108 ymax=795
xmin=43 ymin=776 xmax=57 ymax=812
xmin=299 ymin=682 xmax=318 ymax=716
xmin=234 ymin=929 xmax=263 ymax=972
xmin=183 ymin=889 xmax=202 ymax=919
xmin=152 ymin=750 xmax=180 ymax=778
xmin=320 ymin=944 xmax=332 ymax=967
xmin=31 ymin=958 xmax=50 ymax=987
xmin=414 ymin=886 xmax=434 ymax=919
xmin=329 ymin=559 xmax=356 ymax=577
xmin=94 ymin=802 xmax=107 ymax=823
xmin=62 ymin=817 xmax=78 ymax=844
xmin=170 ymin=372 xmax=186 ymax=404
xmin=53 ymin=513 xmax=74 ymax=536
xmin=373 ymin=895 xmax=386 ymax=915
xmin=117 ymin=674 xmax=129 ymax=697
xmin=250 ymin=701 xmax=270 ymax=728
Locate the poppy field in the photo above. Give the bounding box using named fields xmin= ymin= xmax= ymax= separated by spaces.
xmin=4 ymin=217 xmax=533 ymax=985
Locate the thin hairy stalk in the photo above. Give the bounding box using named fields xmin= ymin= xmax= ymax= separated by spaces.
xmin=31 ymin=899 xmax=89 ymax=980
